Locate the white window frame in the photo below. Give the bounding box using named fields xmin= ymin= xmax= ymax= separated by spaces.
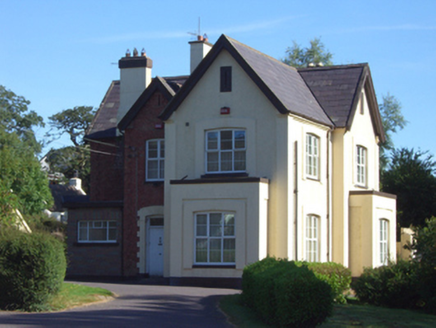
xmin=356 ymin=145 xmax=367 ymax=186
xmin=194 ymin=212 xmax=236 ymax=265
xmin=305 ymin=215 xmax=319 ymax=262
xmin=306 ymin=134 xmax=320 ymax=179
xmin=205 ymin=129 xmax=246 ymax=174
xmin=380 ymin=219 xmax=389 ymax=265
xmin=146 ymin=139 xmax=165 ymax=181
xmin=78 ymin=220 xmax=117 ymax=243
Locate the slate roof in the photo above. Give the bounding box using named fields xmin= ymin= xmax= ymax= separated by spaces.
xmin=86 ymin=80 xmax=120 ymax=140
xmin=227 ymin=36 xmax=333 ymax=126
xmin=87 ymin=76 xmax=187 ymax=139
xmin=49 ymin=183 xmax=86 ymax=212
xmin=298 ymin=64 xmax=365 ymax=127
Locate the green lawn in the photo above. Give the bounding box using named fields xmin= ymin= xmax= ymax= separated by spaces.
xmin=219 ymin=294 xmax=436 ymax=328
xmin=47 ymin=282 xmax=114 ymax=311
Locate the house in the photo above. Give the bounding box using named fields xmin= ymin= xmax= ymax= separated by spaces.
xmin=65 ymin=35 xmax=396 ymax=286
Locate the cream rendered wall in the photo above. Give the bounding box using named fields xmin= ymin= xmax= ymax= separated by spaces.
xmin=290 ymin=117 xmax=331 ymax=262
xmin=164 ymin=49 xmax=292 ymax=277
xmin=168 ymin=181 xmax=268 ymax=278
xmin=349 ymin=193 xmax=396 ymax=276
xmin=332 ymin=89 xmax=384 ymax=269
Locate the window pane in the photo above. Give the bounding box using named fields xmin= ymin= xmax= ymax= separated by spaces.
xmin=196 ymin=239 xmax=208 ymax=263
xmin=108 ymin=227 xmax=117 ymax=241
xmin=89 ymin=228 xmax=106 ymax=241
xmin=148 ymin=160 xmax=158 ymax=179
xmin=210 ymin=213 xmax=222 ymax=237
xmin=148 ymin=141 xmax=158 ymax=158
xmin=159 ymin=160 xmax=165 ymax=179
xmin=234 ymin=131 xmax=245 ymax=149
xmin=221 ymin=152 xmax=233 ymax=171
xmin=78 ymin=227 xmax=87 ymax=241
xmin=197 ymin=214 xmax=207 ymax=225
xmin=207 ymin=152 xmax=219 ymax=172
xmin=209 ymin=239 xmax=222 ymax=262
xmin=207 ymin=132 xmax=218 ymax=150
xmin=224 ymin=214 xmax=235 ymax=236
xmin=220 ymin=131 xmax=233 ymax=150
xmin=160 ymin=141 xmax=165 ymax=158
xmin=196 ymin=214 xmax=208 ymax=236
xmin=234 ymin=151 xmax=246 ymax=171
xmin=223 ymin=239 xmax=235 ymax=262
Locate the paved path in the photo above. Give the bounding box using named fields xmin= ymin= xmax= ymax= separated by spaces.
xmin=0 ymin=281 xmax=240 ymax=328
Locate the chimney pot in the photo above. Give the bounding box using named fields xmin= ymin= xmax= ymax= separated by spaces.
xmin=126 ymin=49 xmax=131 ymax=57
xmin=133 ymin=48 xmax=138 ymax=57
xmin=141 ymin=48 xmax=146 ymax=57
xmin=197 ymin=35 xmax=203 ymax=41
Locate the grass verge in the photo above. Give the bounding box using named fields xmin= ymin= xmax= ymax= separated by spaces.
xmin=219 ymin=294 xmax=436 ymax=328
xmin=47 ymin=282 xmax=114 ymax=311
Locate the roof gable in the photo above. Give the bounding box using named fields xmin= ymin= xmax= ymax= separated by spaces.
xmin=160 ymin=34 xmax=333 ymax=127
xmin=118 ymin=76 xmax=181 ymax=131
xmin=299 ymin=64 xmax=385 ymax=142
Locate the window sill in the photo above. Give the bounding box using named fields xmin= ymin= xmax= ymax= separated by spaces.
xmin=201 ymin=173 xmax=248 ymax=179
xmin=354 ymin=184 xmax=368 ymax=189
xmin=74 ymin=242 xmax=119 ymax=247
xmin=306 ymin=176 xmax=320 ymax=182
xmin=193 ymin=264 xmax=236 ymax=269
xmin=144 ymin=180 xmax=164 ymax=186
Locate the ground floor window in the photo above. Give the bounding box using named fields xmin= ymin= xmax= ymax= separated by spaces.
xmin=195 ymin=212 xmax=235 ymax=264
xmin=78 ymin=221 xmax=117 ymax=242
xmin=380 ymin=219 xmax=389 ymax=265
xmin=305 ymin=215 xmax=319 ymax=262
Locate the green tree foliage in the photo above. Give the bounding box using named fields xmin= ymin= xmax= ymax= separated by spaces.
xmin=46 ymin=106 xmax=95 ymax=147
xmin=379 ymin=93 xmax=408 ymax=170
xmin=45 ymin=146 xmax=91 ymax=192
xmin=381 ymin=148 xmax=436 ymax=228
xmin=45 ymin=106 xmax=95 ymax=192
xmin=282 ymin=37 xmax=333 ymax=68
xmin=0 ymin=129 xmax=53 ymax=219
xmin=0 ymin=85 xmax=44 ymax=154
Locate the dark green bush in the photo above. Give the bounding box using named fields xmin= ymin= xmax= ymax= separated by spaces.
xmin=242 ymin=258 xmax=333 ymax=327
xmin=297 ymin=261 xmax=351 ymax=304
xmin=0 ymin=228 xmax=66 ymax=311
xmin=351 ymin=260 xmax=419 ymax=309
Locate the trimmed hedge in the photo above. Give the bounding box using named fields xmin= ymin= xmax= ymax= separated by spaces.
xmin=242 ymin=258 xmax=333 ymax=327
xmin=0 ymin=228 xmax=66 ymax=311
xmin=351 ymin=260 xmax=419 ymax=309
xmin=297 ymin=261 xmax=352 ymax=304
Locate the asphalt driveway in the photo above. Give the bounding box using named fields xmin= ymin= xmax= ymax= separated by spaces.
xmin=0 ymin=281 xmax=240 ymax=328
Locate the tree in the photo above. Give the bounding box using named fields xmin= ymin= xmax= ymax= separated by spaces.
xmin=46 ymin=106 xmax=95 ymax=147
xmin=282 ymin=37 xmax=333 ymax=68
xmin=45 ymin=106 xmax=95 ymax=192
xmin=381 ymin=148 xmax=436 ymax=228
xmin=0 ymin=128 xmax=53 ymax=220
xmin=379 ymin=93 xmax=408 ymax=171
xmin=0 ymin=85 xmax=44 ymax=154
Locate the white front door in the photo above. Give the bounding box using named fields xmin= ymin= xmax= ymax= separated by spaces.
xmin=148 ymin=225 xmax=164 ymax=276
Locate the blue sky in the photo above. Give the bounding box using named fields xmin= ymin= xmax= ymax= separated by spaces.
xmin=1 ymin=0 xmax=435 ymax=158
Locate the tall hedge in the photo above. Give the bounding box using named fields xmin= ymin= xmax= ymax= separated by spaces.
xmin=0 ymin=228 xmax=66 ymax=311
xmin=242 ymin=258 xmax=333 ymax=327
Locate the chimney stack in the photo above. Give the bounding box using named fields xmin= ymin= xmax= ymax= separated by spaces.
xmin=117 ymin=48 xmax=153 ymax=124
xmin=189 ymin=35 xmax=212 ymax=74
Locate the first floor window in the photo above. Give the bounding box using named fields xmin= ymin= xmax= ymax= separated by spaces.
xmin=305 ymin=215 xmax=319 ymax=262
xmin=195 ymin=212 xmax=235 ymax=264
xmin=356 ymin=145 xmax=367 ymax=186
xmin=146 ymin=139 xmax=164 ymax=181
xmin=380 ymin=219 xmax=389 ymax=265
xmin=206 ymin=129 xmax=246 ymax=173
xmin=78 ymin=221 xmax=117 ymax=243
xmin=306 ymin=134 xmax=319 ymax=179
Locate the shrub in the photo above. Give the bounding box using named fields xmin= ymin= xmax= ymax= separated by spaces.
xmin=242 ymin=258 xmax=333 ymax=327
xmin=0 ymin=228 xmax=66 ymax=311
xmin=351 ymin=260 xmax=419 ymax=309
xmin=297 ymin=261 xmax=351 ymax=304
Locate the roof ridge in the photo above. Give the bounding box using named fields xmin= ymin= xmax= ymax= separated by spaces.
xmin=224 ymin=34 xmax=298 ymax=72
xmin=298 ymin=63 xmax=368 ymax=71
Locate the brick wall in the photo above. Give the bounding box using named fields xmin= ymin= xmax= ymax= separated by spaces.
xmin=122 ymin=91 xmax=167 ymax=276
xmin=89 ymin=137 xmax=124 ymax=202
xmin=66 ymin=206 xmax=123 ymax=277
